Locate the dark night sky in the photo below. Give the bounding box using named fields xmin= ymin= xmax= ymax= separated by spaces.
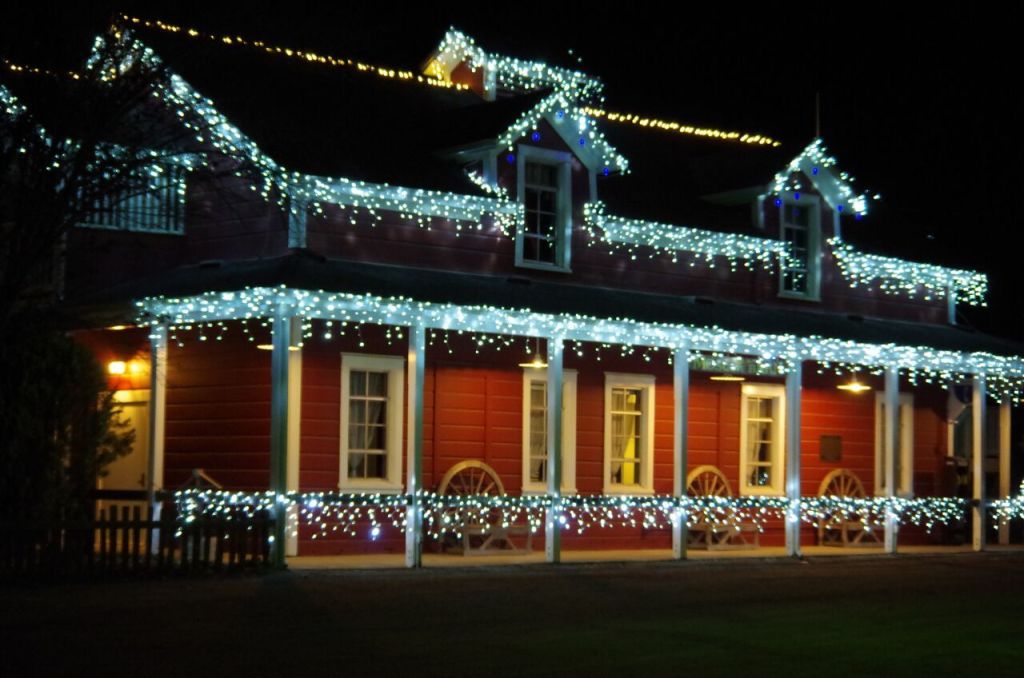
xmin=3 ymin=3 xmax=1020 ymax=337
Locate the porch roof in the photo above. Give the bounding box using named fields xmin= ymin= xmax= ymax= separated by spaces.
xmin=81 ymin=250 xmax=1024 ymax=360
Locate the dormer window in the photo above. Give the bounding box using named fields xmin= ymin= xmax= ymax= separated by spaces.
xmin=778 ymin=194 xmax=821 ymax=300
xmin=515 ymin=146 xmax=572 ymax=271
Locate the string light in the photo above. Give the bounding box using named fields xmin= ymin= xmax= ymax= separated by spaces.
xmin=584 ymin=201 xmax=789 ymax=269
xmin=829 ymin=238 xmax=988 ymax=306
xmin=583 ymin=107 xmax=781 ymax=147
xmin=137 ymin=286 xmax=1024 ymax=402
xmin=772 ymin=139 xmax=873 ymax=217
xmin=118 ymin=15 xmax=468 ymax=91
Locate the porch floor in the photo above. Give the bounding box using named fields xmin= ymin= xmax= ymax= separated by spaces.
xmin=288 ymin=543 xmax=1024 ymax=569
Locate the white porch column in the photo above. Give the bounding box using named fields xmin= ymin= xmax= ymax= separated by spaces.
xmin=545 ymin=336 xmax=565 ymax=564
xmin=972 ymin=375 xmax=987 ymax=552
xmin=883 ymin=366 xmax=899 ymax=554
xmin=285 ymin=317 xmax=303 ymax=557
xmin=785 ymin=363 xmax=802 ymax=558
xmin=999 ymin=399 xmax=1012 ymax=545
xmin=672 ymin=344 xmax=690 ymax=560
xmin=147 ymin=323 xmax=168 ymax=552
xmin=269 ymin=310 xmax=293 ymax=568
xmin=405 ymin=324 xmax=426 ymax=568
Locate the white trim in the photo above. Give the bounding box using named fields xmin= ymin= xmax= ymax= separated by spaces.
xmin=339 ymin=353 xmax=405 ymax=493
xmin=515 ymin=145 xmax=573 ymax=272
xmin=777 ymin=191 xmax=821 ymax=301
xmin=874 ymin=391 xmax=914 ymax=497
xmin=603 ymin=372 xmax=656 ymax=495
xmin=521 ymin=368 xmax=577 ymax=494
xmin=739 ymin=382 xmax=787 ymax=496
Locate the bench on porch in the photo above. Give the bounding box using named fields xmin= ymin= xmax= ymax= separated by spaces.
xmin=816 ymin=468 xmax=883 ymax=547
xmin=436 ymin=460 xmax=534 ymax=556
xmin=686 ymin=465 xmax=760 ymax=550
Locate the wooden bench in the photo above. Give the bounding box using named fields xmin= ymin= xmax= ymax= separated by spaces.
xmin=437 ymin=460 xmax=533 ymax=556
xmin=686 ymin=465 xmax=760 ymax=550
xmin=816 ymin=469 xmax=883 ymax=547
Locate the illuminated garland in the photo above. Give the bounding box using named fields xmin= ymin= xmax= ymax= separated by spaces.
xmin=829 ymin=239 xmax=987 ymax=306
xmin=498 ymin=91 xmax=629 ymax=174
xmin=119 ymin=15 xmax=468 ymax=91
xmin=429 ymin=28 xmax=603 ymax=100
xmin=137 ymin=287 xmax=1024 ymax=402
xmin=772 ymin=139 xmax=874 ymax=217
xmin=583 ymin=201 xmax=789 ymax=269
xmin=174 ymin=490 xmax=973 ymax=543
xmin=583 ymin=107 xmax=781 ymax=147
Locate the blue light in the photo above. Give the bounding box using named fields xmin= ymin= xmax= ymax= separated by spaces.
xmin=812 ymin=167 xmax=819 ymax=175
xmin=506 ymin=153 xmax=515 ymax=164
xmin=531 ymin=131 xmax=541 ymax=142
xmin=837 ymin=205 xmax=844 ymax=212
xmin=855 ymin=213 xmax=864 ymax=221
xmin=774 ymin=198 xmax=782 ymax=207
xmin=556 ymin=110 xmax=565 ymax=119
xmin=794 ymin=192 xmax=800 ymax=201
xmin=578 ymin=137 xmax=586 ymax=147
xmin=602 ymin=166 xmax=610 ymax=176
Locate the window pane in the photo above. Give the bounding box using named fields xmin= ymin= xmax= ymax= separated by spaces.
xmin=748 ymin=466 xmax=771 ymax=487
xmin=367 ymin=372 xmax=388 ymax=397
xmin=348 ymin=453 xmax=366 ymax=478
xmin=349 ymin=400 xmax=366 ymax=425
xmin=757 ymin=398 xmax=773 ymax=419
xmin=538 ymin=189 xmax=556 ymax=213
xmin=537 ymin=238 xmax=555 ymax=264
xmin=366 ymin=425 xmax=386 ymax=450
xmin=366 ymin=401 xmax=386 ymax=426
xmin=530 ymin=458 xmax=546 ymax=483
xmin=350 ymin=370 xmax=366 ymax=396
xmin=365 ymin=453 xmax=386 ymax=479
xmin=526 ymin=162 xmax=557 ymax=187
xmin=348 ymin=424 xmax=364 ymax=450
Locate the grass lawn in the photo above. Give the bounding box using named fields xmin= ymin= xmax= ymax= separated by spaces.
xmin=3 ymin=553 xmax=1024 ymax=677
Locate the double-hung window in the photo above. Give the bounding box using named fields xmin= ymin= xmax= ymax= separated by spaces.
xmin=738 ymin=383 xmax=786 ymax=495
xmin=521 ymin=368 xmax=577 ymax=493
xmin=778 ymin=194 xmax=820 ymax=300
xmin=603 ymin=373 xmax=655 ymax=494
xmin=874 ymin=393 xmax=914 ymax=496
xmin=339 ymin=354 xmax=404 ymax=492
xmin=516 ymin=146 xmax=571 ymax=271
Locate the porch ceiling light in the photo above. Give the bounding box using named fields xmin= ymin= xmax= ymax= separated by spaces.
xmin=107 ymin=360 xmax=127 ymax=375
xmin=256 ymin=344 xmax=300 ymax=352
xmin=518 ymin=338 xmax=548 ymax=368
xmin=837 ymin=380 xmax=872 ymax=393
xmin=709 ymin=375 xmax=745 ymax=382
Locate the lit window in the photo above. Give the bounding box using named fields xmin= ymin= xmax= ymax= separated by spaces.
xmin=874 ymin=393 xmax=914 ymax=496
xmin=516 ymin=147 xmax=571 ymax=271
xmin=739 ymin=383 xmax=786 ymax=495
xmin=78 ymin=165 xmax=187 ymax=235
xmin=779 ymin=196 xmax=820 ymax=299
xmin=340 ymin=354 xmax=404 ymax=491
xmin=603 ymin=373 xmax=655 ymax=494
xmin=521 ymin=368 xmax=577 ymax=493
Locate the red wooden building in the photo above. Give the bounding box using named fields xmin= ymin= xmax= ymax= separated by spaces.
xmin=6 ymin=17 xmax=1023 ymax=565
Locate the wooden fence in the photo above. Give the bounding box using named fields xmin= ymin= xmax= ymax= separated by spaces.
xmin=0 ymin=502 xmax=275 ymax=578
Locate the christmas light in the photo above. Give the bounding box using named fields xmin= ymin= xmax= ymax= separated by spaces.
xmin=772 ymin=139 xmax=873 ymax=217
xmin=584 ymin=202 xmax=789 ymax=269
xmin=829 ymin=239 xmax=988 ymax=306
xmin=583 ymin=107 xmax=781 ymax=147
xmin=137 ymin=286 xmax=1024 ymax=402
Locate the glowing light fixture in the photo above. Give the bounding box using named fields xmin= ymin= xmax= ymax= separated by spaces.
xmin=709 ymin=375 xmax=745 ymax=382
xmin=518 ymin=338 xmax=548 ymax=368
xmin=107 ymin=361 xmax=127 ymax=375
xmin=256 ymin=344 xmax=300 ymax=352
xmin=837 ymin=380 xmax=872 ymax=393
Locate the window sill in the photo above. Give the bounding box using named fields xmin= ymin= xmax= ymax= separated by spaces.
xmin=522 ymin=485 xmax=578 ymax=496
xmin=337 ymin=482 xmax=404 ymax=495
xmin=602 ymin=485 xmax=655 ymax=497
xmin=778 ymin=290 xmax=821 ymax=302
xmin=514 ymin=259 xmax=572 ymax=274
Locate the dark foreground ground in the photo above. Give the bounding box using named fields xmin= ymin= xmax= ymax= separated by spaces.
xmin=3 ymin=553 xmax=1024 ymax=677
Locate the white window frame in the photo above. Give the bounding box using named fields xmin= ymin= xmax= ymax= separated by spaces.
xmin=738 ymin=383 xmax=787 ymax=496
xmin=339 ymin=353 xmax=405 ymax=493
xmin=603 ymin=373 xmax=656 ymax=495
xmin=521 ymin=368 xmax=578 ymax=494
xmin=874 ymin=392 xmax=915 ymax=497
xmin=777 ymin=191 xmax=821 ymax=301
xmin=515 ymin=145 xmax=573 ymax=272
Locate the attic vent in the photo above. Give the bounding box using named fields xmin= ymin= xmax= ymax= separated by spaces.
xmin=846 ymin=314 xmax=864 ymax=323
